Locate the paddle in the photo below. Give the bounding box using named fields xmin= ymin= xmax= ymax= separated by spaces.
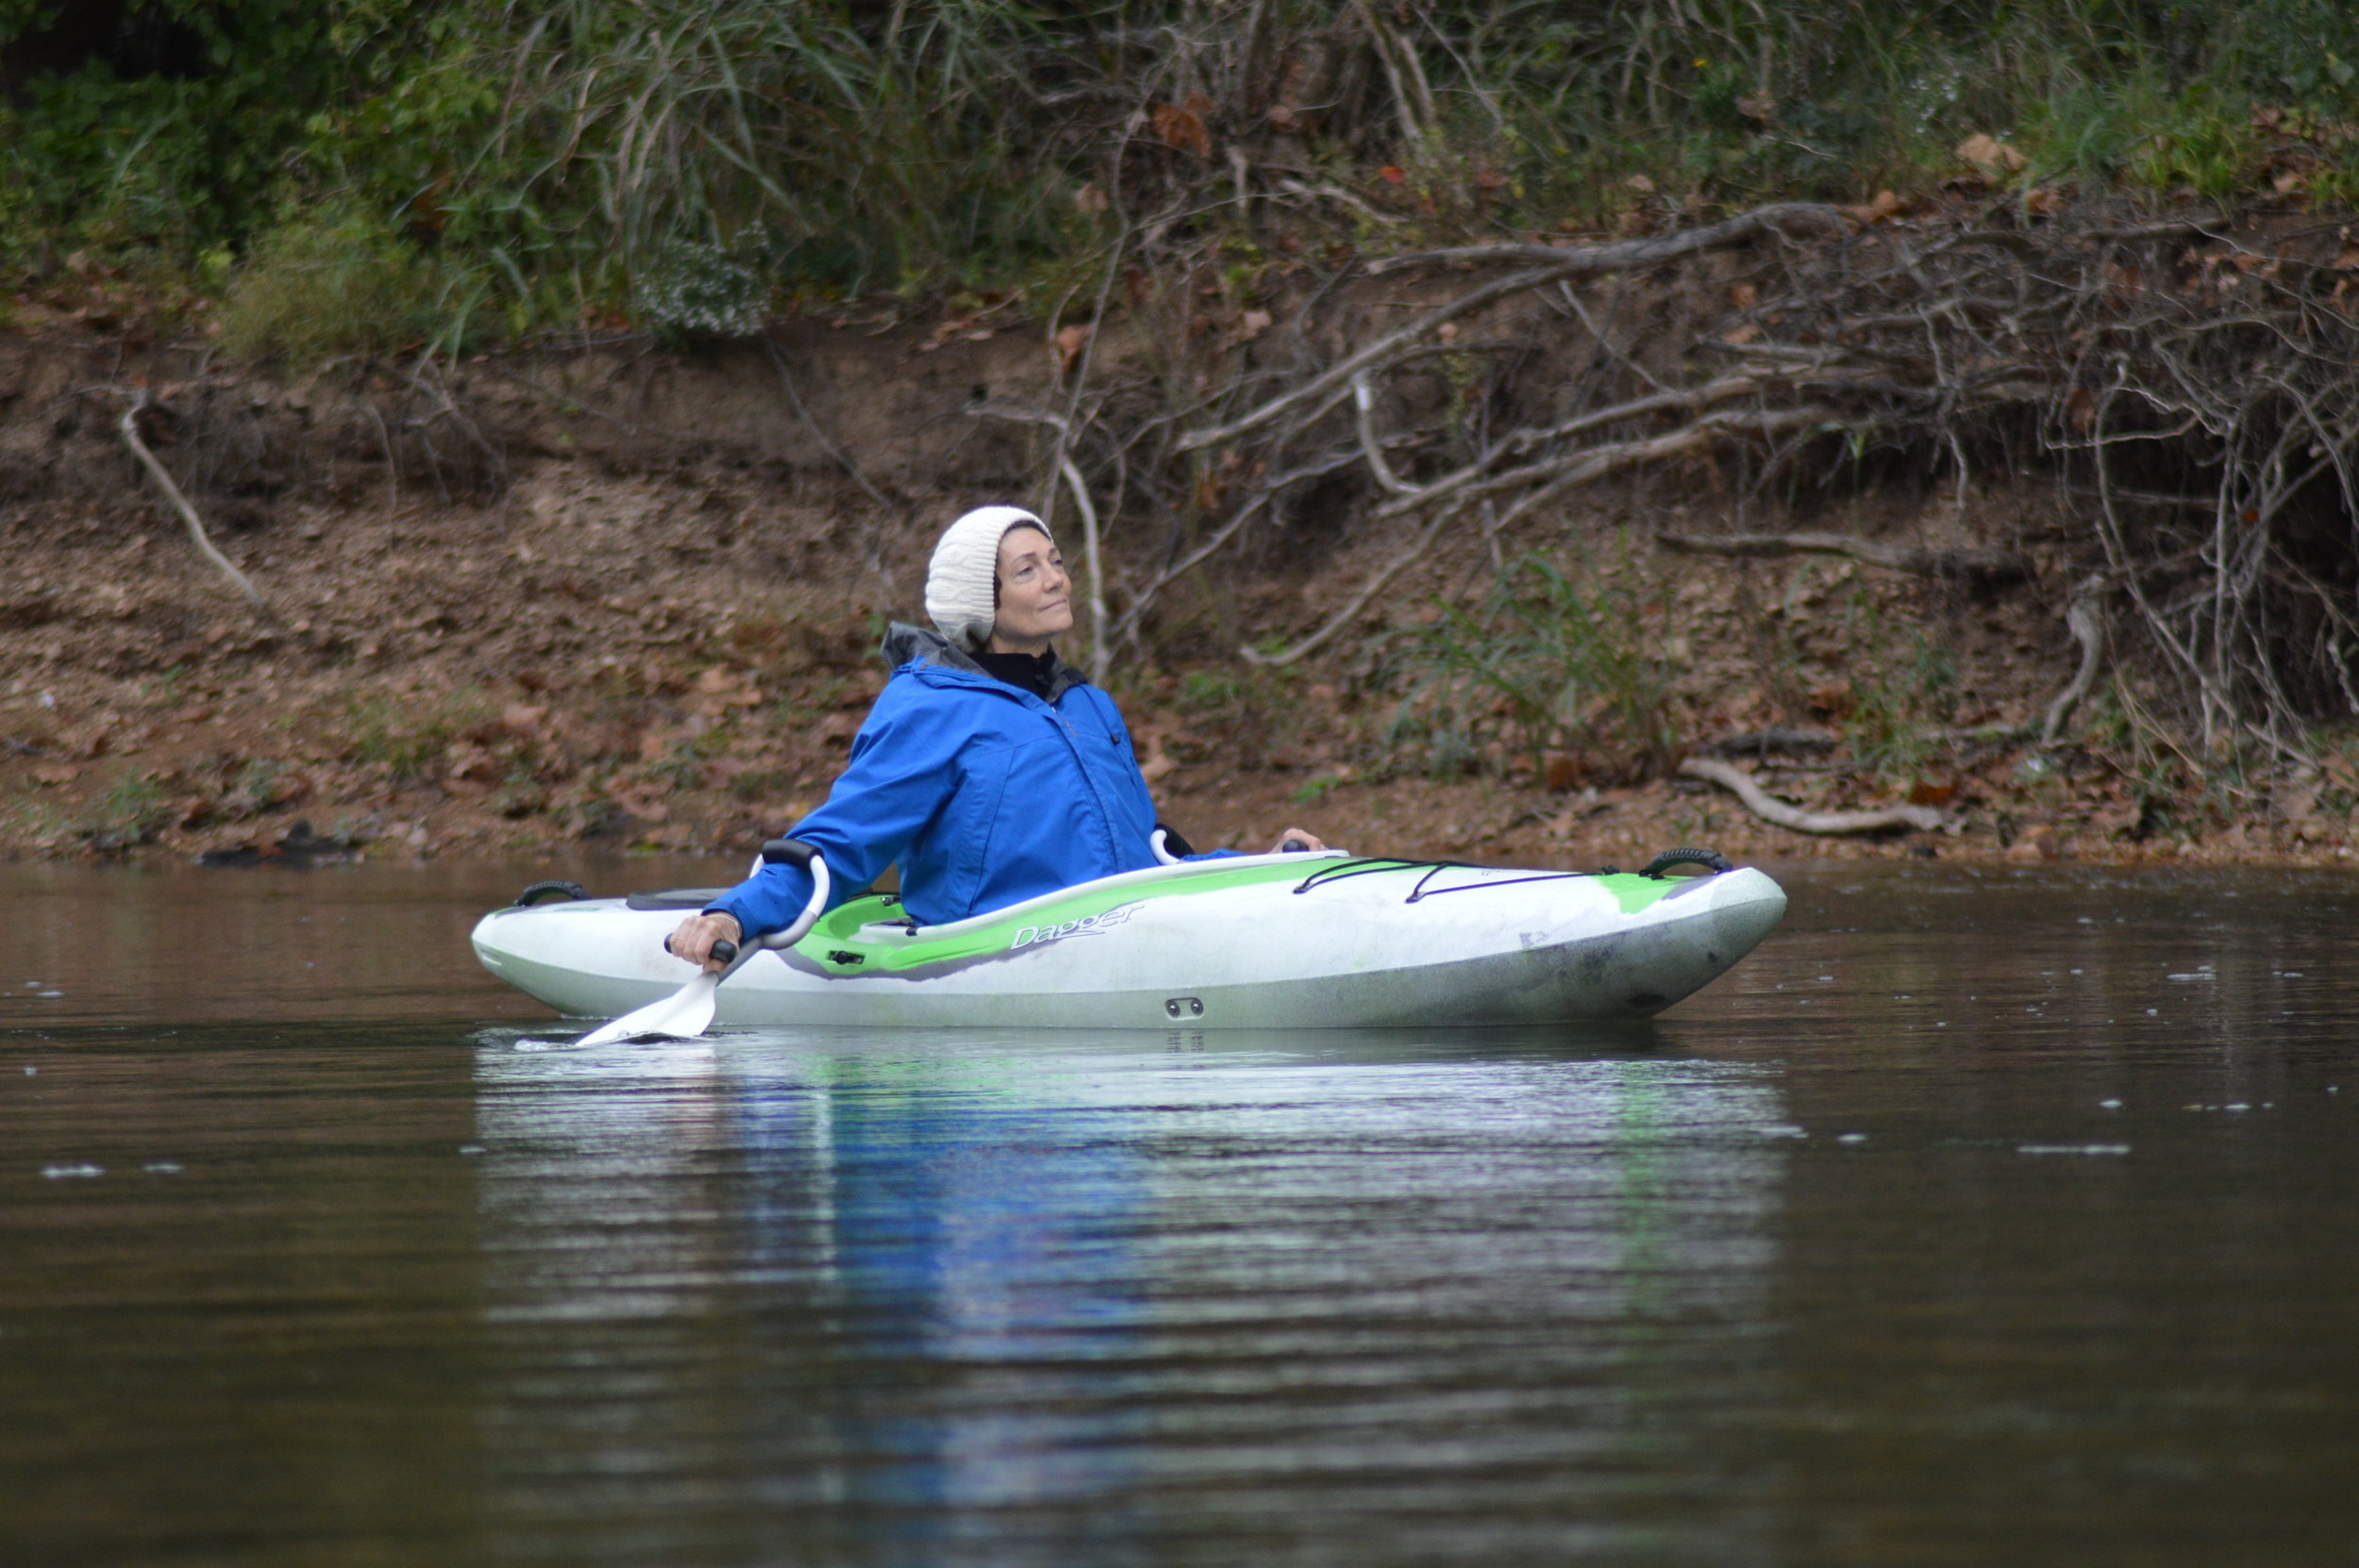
xmin=577 ymin=840 xmax=831 ymax=1045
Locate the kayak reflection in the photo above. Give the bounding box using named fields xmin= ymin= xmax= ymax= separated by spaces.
xmin=469 ymin=1026 xmax=1791 ymax=1560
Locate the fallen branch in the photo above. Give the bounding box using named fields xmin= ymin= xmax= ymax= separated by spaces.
xmin=1368 ymin=374 xmax=1772 ymax=521
xmin=1679 ymin=757 xmax=1951 ymax=835
xmin=1060 ymin=452 xmax=1110 ymax=687
xmin=1656 ymin=530 xmax=2029 ymax=584
xmin=1272 ymin=176 xmax=1404 ymax=226
xmin=405 ymin=359 xmax=508 ymax=492
xmin=1350 ymin=372 xmax=1418 ymax=495
xmin=1362 ymin=203 xmax=1846 ymax=276
xmin=117 ymin=392 xmax=268 ymax=610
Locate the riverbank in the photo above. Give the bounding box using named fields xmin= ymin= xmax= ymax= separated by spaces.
xmin=5 ymin=317 xmax=2353 ymax=872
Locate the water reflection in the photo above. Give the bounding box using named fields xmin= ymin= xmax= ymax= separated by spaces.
xmin=13 ymin=861 xmax=2359 ymax=1561
xmin=471 ymin=1028 xmax=1789 ymax=1562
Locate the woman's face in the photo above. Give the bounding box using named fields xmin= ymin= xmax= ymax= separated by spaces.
xmin=989 ymin=526 xmax=1073 ymax=652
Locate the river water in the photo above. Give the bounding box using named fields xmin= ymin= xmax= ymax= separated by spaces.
xmin=2 ymin=857 xmax=2354 ymax=1565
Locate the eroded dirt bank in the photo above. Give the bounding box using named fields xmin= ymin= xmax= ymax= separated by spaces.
xmin=2 ymin=319 xmax=2351 ymax=876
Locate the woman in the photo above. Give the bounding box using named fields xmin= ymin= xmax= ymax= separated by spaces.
xmin=669 ymin=505 xmax=1322 ymax=967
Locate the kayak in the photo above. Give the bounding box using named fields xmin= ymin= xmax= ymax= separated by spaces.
xmin=470 ymin=848 xmax=1785 ymax=1030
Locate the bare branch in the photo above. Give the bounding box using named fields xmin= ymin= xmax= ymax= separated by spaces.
xmin=1175 ymin=261 xmax=1586 ymax=453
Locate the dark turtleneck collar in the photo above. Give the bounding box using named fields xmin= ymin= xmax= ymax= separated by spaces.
xmin=972 ymin=645 xmax=1060 ymax=701
xmin=878 ymin=623 xmax=1087 ymax=703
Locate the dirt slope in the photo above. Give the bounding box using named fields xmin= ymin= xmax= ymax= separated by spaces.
xmin=1 ymin=324 xmax=2347 ymax=873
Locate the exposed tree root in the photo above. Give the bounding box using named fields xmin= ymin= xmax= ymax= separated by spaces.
xmin=1046 ymin=193 xmax=2359 ymax=769
xmin=2040 ymin=576 xmax=2110 ymax=747
xmin=115 ymin=391 xmax=268 ymax=612
xmin=1678 ymin=757 xmax=1951 ymax=836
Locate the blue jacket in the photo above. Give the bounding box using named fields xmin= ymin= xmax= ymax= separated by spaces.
xmin=707 ymin=625 xmax=1167 ymax=936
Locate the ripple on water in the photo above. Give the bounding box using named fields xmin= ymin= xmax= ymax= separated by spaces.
xmin=1 ymin=859 xmax=2356 ymax=1563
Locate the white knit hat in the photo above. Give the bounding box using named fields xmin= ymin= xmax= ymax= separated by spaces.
xmin=926 ymin=505 xmax=1051 ymax=651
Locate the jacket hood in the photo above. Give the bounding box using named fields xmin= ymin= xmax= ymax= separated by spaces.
xmin=880 ymin=621 xmax=1087 ymax=701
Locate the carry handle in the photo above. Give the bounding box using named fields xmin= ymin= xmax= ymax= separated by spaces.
xmin=761 ymin=837 xmax=817 ymax=869
xmin=1637 ymin=847 xmax=1733 ymax=878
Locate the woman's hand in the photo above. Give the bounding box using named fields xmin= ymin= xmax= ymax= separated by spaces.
xmin=1269 ymin=826 xmax=1327 ymax=853
xmin=667 ymin=911 xmax=744 ymax=972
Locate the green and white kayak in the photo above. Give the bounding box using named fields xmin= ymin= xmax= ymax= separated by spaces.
xmin=471 ymin=849 xmax=1785 ymax=1030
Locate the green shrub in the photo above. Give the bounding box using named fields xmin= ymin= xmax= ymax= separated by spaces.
xmin=0 ymin=0 xmax=396 ymax=280
xmin=12 ymin=1 xmax=2359 ymax=335
xmin=216 ymin=203 xmax=443 ymax=364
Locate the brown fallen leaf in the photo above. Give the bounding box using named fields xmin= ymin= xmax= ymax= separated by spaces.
xmin=1841 ymin=188 xmax=1906 ymax=225
xmin=1542 ymin=752 xmax=1585 ymax=792
xmin=1956 ymin=133 xmax=2026 ymax=175
xmin=1151 ymin=94 xmax=1213 ymax=159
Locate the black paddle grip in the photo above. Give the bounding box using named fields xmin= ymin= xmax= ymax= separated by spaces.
xmin=662 ymin=935 xmax=740 ymax=964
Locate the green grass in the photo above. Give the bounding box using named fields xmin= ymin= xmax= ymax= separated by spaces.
xmin=1839 ymin=593 xmax=1961 ymax=779
xmin=345 ymin=687 xmax=488 ymax=781
xmin=78 ymin=774 xmax=170 ymax=852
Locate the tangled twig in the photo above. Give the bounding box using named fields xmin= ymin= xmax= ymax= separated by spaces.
xmin=987 ymin=193 xmax=2359 ymax=766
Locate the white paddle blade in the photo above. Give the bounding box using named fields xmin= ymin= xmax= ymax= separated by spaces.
xmin=577 ymin=851 xmax=827 ymax=1046
xmin=577 ymin=969 xmax=719 ymax=1046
